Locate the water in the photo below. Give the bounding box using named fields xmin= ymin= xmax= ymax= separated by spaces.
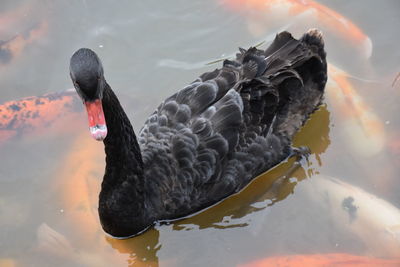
xmin=0 ymin=0 xmax=399 ymax=266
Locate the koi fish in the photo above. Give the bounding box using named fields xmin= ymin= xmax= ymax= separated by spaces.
xmin=0 ymin=21 xmax=48 ymax=65
xmin=239 ymin=253 xmax=400 ymax=267
xmin=327 ymin=64 xmax=385 ymax=157
xmin=0 ymin=2 xmax=38 ymax=37
xmin=51 ymin=132 xmax=158 ymax=266
xmin=220 ymin=0 xmax=372 ymax=58
xmin=0 ymin=90 xmax=82 ymax=144
xmin=0 ymin=1 xmax=49 ymax=65
xmin=53 ymin=132 xmax=103 ymax=246
xmin=36 ymin=223 xmax=126 ymax=267
xmin=302 ymin=175 xmax=400 ymax=258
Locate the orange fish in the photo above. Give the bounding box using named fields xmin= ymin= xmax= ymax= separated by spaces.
xmin=220 ymin=0 xmax=372 ymax=58
xmin=325 ymin=65 xmax=399 ymax=197
xmin=54 ymin=132 xmax=104 ymax=245
xmin=36 ymin=223 xmax=127 ymax=266
xmin=0 ymin=90 xmax=82 ymax=144
xmin=0 ymin=2 xmax=38 ymax=37
xmin=327 ymin=64 xmax=385 ymax=157
xmin=52 ymin=132 xmax=157 ymax=266
xmin=0 ymin=21 xmax=48 ymax=65
xmin=0 ymin=2 xmax=49 ymax=65
xmin=239 ymin=253 xmax=400 ymax=267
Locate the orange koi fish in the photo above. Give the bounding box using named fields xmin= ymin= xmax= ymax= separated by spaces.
xmin=239 ymin=253 xmax=400 ymax=267
xmin=327 ymin=64 xmax=385 ymax=157
xmin=0 ymin=90 xmax=82 ymax=144
xmin=0 ymin=1 xmax=49 ymax=64
xmin=36 ymin=223 xmax=126 ymax=266
xmin=51 ymin=132 xmax=157 ymax=266
xmin=327 ymin=66 xmax=399 ymax=196
xmin=0 ymin=2 xmax=37 ymax=37
xmin=54 ymin=132 xmax=103 ymax=244
xmin=0 ymin=21 xmax=48 ymax=65
xmin=220 ymin=0 xmax=372 ymax=58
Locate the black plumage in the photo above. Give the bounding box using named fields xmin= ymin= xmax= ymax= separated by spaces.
xmin=69 ymin=29 xmax=327 ymax=238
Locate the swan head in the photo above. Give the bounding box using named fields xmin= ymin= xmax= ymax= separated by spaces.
xmin=70 ymin=48 xmax=107 ymax=141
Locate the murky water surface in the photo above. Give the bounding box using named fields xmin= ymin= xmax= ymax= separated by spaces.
xmin=1 ymin=0 xmax=400 ymax=266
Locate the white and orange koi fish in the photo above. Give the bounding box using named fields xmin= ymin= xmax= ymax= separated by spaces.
xmin=0 ymin=21 xmax=48 ymax=66
xmin=220 ymin=0 xmax=372 ymax=58
xmin=0 ymin=2 xmax=50 ymax=66
xmin=50 ymin=133 xmax=159 ymax=266
xmin=0 ymin=90 xmax=82 ymax=144
xmin=327 ymin=64 xmax=385 ymax=157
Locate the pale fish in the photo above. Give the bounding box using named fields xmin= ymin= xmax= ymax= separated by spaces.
xmin=36 ymin=223 xmax=126 ymax=267
xmin=302 ymin=175 xmax=400 ymax=258
xmin=0 ymin=90 xmax=82 ymax=145
xmin=327 ymin=64 xmax=385 ymax=157
xmin=220 ymin=0 xmax=372 ymax=58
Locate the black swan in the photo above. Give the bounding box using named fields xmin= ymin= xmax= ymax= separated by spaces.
xmin=69 ymin=29 xmax=327 ymax=238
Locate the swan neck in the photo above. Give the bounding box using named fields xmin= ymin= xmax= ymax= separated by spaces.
xmin=102 ymin=84 xmax=144 ymax=176
xmin=98 ymin=84 xmax=150 ymax=237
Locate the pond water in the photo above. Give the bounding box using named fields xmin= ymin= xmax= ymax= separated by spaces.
xmin=0 ymin=0 xmax=400 ymax=266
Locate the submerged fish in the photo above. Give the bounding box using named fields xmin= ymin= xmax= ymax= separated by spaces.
xmin=0 ymin=2 xmax=40 ymax=36
xmin=220 ymin=0 xmax=372 ymax=58
xmin=327 ymin=64 xmax=385 ymax=157
xmin=53 ymin=132 xmax=103 ymax=244
xmin=0 ymin=21 xmax=48 ymax=65
xmin=302 ymin=175 xmax=400 ymax=258
xmin=0 ymin=90 xmax=82 ymax=144
xmin=51 ymin=132 xmax=158 ymax=266
xmin=36 ymin=223 xmax=126 ymax=267
xmin=0 ymin=1 xmax=51 ymax=68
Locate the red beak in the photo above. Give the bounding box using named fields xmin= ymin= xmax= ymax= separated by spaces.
xmin=84 ymin=99 xmax=107 ymax=141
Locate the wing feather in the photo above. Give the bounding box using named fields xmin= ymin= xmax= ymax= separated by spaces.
xmin=139 ymin=30 xmax=327 ymax=219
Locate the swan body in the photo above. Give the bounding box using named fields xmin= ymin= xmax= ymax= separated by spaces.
xmin=69 ymin=29 xmax=327 ymax=238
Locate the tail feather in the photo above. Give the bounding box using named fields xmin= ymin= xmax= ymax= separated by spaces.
xmin=237 ymin=29 xmax=327 ymax=139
